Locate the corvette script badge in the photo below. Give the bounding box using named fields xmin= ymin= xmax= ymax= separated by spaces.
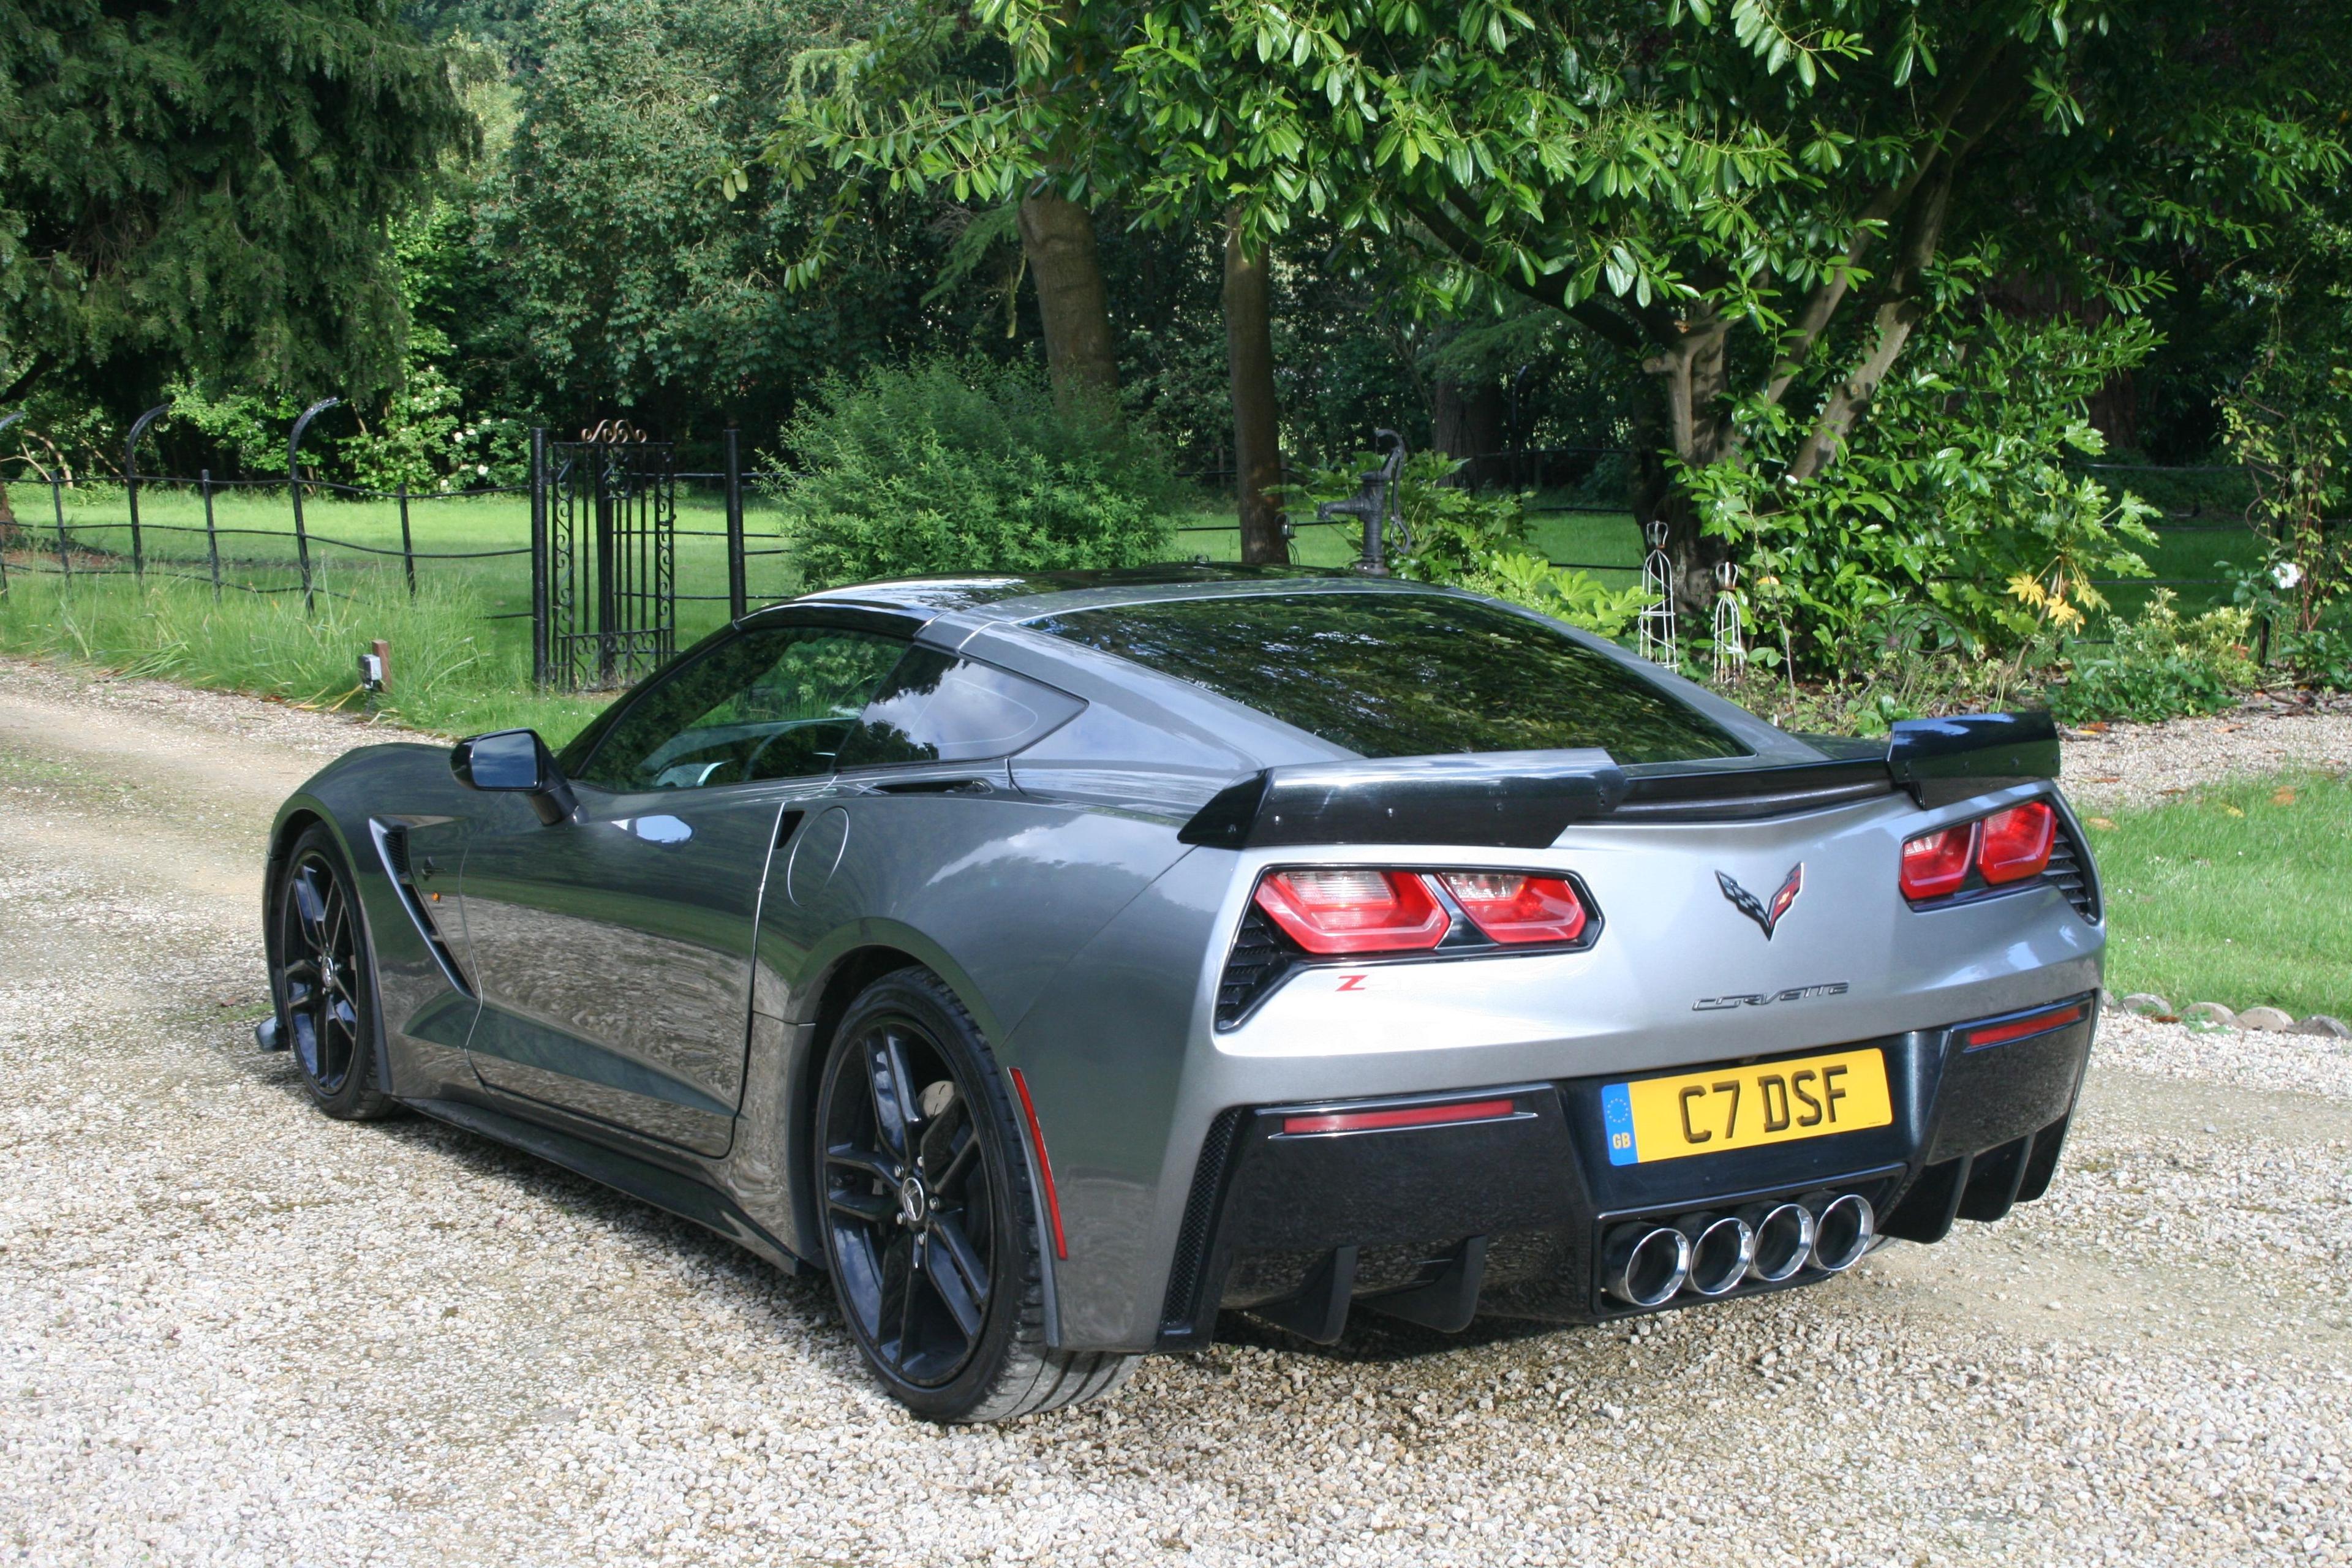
xmin=1717 ymin=863 xmax=1804 ymax=939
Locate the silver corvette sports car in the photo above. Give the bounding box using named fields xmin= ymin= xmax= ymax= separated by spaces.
xmin=262 ymin=568 xmax=2103 ymax=1422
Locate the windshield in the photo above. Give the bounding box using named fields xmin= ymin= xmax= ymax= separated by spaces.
xmin=1029 ymin=591 xmax=1748 ymax=764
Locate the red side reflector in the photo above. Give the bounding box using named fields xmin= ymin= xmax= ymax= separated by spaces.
xmin=1964 ymin=1003 xmax=2086 ymax=1050
xmin=1007 ymin=1068 xmax=1068 ymax=1259
xmin=1438 ymin=872 xmax=1589 ymax=944
xmin=1977 ymin=801 xmax=2057 ymax=884
xmin=1253 ymin=868 xmax=1449 ymax=955
xmin=1900 ymin=821 xmax=1979 ymax=900
xmin=1281 ymin=1096 xmax=1518 ymax=1136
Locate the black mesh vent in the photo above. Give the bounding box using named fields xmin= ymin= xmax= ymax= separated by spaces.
xmin=2045 ymin=822 xmax=2099 ymax=923
xmin=1159 ymin=1107 xmax=1246 ymax=1333
xmin=1215 ymin=905 xmax=1294 ymax=1028
xmin=382 ymin=823 xmax=412 ymax=878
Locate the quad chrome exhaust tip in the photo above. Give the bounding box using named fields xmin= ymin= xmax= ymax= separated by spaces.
xmin=1676 ymin=1212 xmax=1755 ymax=1298
xmin=1738 ymin=1200 xmax=1815 ymax=1284
xmin=1805 ymin=1191 xmax=1875 ymax=1273
xmin=1601 ymin=1223 xmax=1692 ymax=1308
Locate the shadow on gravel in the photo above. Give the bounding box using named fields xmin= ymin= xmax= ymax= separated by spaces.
xmin=1213 ymin=1307 xmax=1573 ymax=1363
xmin=238 ymin=1031 xmax=840 ymax=1325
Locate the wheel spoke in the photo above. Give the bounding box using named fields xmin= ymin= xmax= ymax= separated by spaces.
xmin=922 ymin=1219 xmax=987 ymax=1340
xmin=290 ymin=1009 xmax=321 ymax=1077
xmin=883 ymin=1233 xmax=918 ymax=1366
xmin=932 ymin=1123 xmax=979 ymax=1197
xmin=291 ymin=865 xmax=331 ymax=949
xmin=826 ymin=1144 xmax=897 ymax=1188
xmin=865 ymin=1030 xmax=918 ymax=1159
xmin=918 ymin=1097 xmax=965 ymax=1178
xmin=827 ymin=1186 xmax=895 ymax=1224
xmin=325 ymin=896 xmax=351 ymax=973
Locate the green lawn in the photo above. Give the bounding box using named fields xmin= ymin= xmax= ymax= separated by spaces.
xmin=2087 ymin=770 xmax=2352 ymax=1019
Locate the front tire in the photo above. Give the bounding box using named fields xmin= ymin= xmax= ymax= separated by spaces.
xmin=271 ymin=826 xmax=398 ymax=1121
xmin=815 ymin=968 xmax=1135 ymax=1422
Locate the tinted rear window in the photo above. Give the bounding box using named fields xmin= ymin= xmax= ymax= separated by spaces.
xmin=1030 ymin=592 xmax=1747 ymax=763
xmin=837 ymin=648 xmax=1085 ymax=767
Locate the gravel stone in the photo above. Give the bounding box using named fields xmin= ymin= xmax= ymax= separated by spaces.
xmin=7 ymin=655 xmax=2351 ymax=1568
xmin=2061 ymin=703 xmax=2352 ymax=813
xmin=2237 ymin=1006 xmax=2298 ymax=1032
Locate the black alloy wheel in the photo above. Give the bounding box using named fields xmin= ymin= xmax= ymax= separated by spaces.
xmin=815 ymin=970 xmax=1135 ymax=1422
xmin=822 ymin=1007 xmax=998 ymax=1388
xmin=272 ymin=827 xmax=397 ymax=1120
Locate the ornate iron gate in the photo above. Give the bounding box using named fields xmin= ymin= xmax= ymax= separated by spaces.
xmin=532 ymin=422 xmax=676 ymax=690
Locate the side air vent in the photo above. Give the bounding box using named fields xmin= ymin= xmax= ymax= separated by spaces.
xmin=2045 ymin=821 xmax=2100 ymax=924
xmin=1159 ymin=1106 xmax=1246 ymax=1338
xmin=371 ymin=821 xmax=473 ymax=997
xmin=1214 ymin=905 xmax=1294 ymax=1030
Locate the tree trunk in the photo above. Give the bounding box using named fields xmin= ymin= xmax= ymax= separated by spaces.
xmin=1016 ymin=191 xmax=1120 ymax=419
xmin=1223 ymin=213 xmax=1289 ymax=565
xmin=1430 ymin=375 xmax=1504 ymax=486
xmin=1636 ymin=311 xmax=1735 ymax=617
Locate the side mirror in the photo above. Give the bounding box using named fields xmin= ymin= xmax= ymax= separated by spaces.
xmin=452 ymin=729 xmax=577 ymax=826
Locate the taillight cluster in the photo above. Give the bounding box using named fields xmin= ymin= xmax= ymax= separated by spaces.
xmin=1900 ymin=800 xmax=2058 ymax=902
xmin=1252 ymin=867 xmax=1593 ymax=956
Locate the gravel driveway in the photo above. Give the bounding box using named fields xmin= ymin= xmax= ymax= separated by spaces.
xmin=2 ymin=658 xmax=2348 ymax=1567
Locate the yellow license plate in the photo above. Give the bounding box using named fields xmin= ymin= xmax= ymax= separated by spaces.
xmin=1600 ymin=1048 xmax=1892 ymax=1166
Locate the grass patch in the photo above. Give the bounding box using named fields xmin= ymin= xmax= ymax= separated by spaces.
xmin=0 ymin=567 xmax=606 ymax=744
xmin=2086 ymin=770 xmax=2352 ymax=1019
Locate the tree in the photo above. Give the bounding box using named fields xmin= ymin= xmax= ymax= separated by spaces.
xmin=0 ymin=0 xmax=469 ymax=411
xmin=475 ymin=0 xmax=956 ymax=440
xmin=771 ymin=4 xmax=1295 ymax=560
xmin=771 ymin=10 xmax=1130 ymax=423
xmin=845 ymin=0 xmax=2346 ymax=608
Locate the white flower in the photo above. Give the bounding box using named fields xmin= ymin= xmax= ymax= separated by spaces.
xmin=477 ymin=463 xmax=490 ymax=476
xmin=2274 ymin=560 xmax=2305 ymax=590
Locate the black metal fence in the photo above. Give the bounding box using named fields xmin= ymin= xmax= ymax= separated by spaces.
xmin=0 ymin=410 xmax=2284 ymax=673
xmin=0 ymin=412 xmax=799 ymax=690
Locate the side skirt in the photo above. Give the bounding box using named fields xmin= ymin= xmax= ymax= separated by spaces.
xmin=405 ymin=1095 xmax=810 ymax=1276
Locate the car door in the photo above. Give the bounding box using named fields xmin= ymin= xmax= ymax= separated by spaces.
xmin=457 ymin=617 xmax=913 ymax=1155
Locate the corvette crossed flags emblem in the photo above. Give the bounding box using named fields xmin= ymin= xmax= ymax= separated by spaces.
xmin=1717 ymin=863 xmax=1804 ymax=939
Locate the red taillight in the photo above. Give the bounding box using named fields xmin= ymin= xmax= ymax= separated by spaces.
xmin=1438 ymin=872 xmax=1589 ymax=944
xmin=1900 ymin=822 xmax=1979 ymax=900
xmin=1253 ymin=869 xmax=1449 ymax=954
xmin=1977 ymin=802 xmax=2056 ymax=884
xmin=1281 ymin=1096 xmax=1519 ymax=1136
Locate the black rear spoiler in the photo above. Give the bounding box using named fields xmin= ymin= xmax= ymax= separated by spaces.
xmin=1177 ymin=711 xmax=2059 ymax=849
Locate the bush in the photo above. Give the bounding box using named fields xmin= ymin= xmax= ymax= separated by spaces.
xmin=1681 ymin=313 xmax=2161 ymax=673
xmin=2052 ymin=590 xmax=2261 ymax=724
xmin=769 ymin=359 xmax=1175 ymax=589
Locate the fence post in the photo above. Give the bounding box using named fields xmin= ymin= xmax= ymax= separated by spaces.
xmin=398 ymin=480 xmax=416 ymax=597
xmin=124 ymin=403 xmax=169 ymax=583
xmin=529 ymin=428 xmax=550 ymax=687
xmin=51 ymin=472 xmax=71 ymax=581
xmin=202 ymin=469 xmax=222 ymax=600
xmin=0 ymin=412 xmax=19 ymax=597
xmin=286 ymin=398 xmax=340 ymax=614
xmin=725 ymin=423 xmax=747 ymax=620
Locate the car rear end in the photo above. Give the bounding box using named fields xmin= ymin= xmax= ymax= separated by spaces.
xmin=1153 ymin=776 xmax=2101 ymax=1346
xmin=997 ymin=580 xmax=2105 ymax=1350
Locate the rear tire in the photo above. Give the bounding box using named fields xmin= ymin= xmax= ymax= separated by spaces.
xmin=271 ymin=826 xmax=399 ymax=1121
xmin=814 ymin=968 xmax=1136 ymax=1422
